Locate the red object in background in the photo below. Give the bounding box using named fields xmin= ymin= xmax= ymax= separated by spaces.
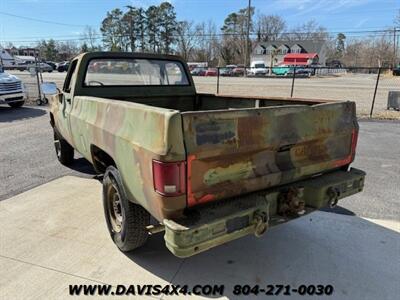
xmin=205 ymin=68 xmax=218 ymax=76
xmin=283 ymin=53 xmax=318 ymax=66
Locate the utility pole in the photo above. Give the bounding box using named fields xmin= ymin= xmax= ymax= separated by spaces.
xmin=0 ymin=45 xmax=4 ymax=67
xmin=394 ymin=27 xmax=397 ymax=66
xmin=245 ymin=0 xmax=251 ymax=68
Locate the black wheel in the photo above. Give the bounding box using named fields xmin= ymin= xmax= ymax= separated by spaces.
xmin=8 ymin=100 xmax=25 ymax=108
xmin=43 ymin=97 xmax=49 ymax=104
xmin=53 ymin=130 xmax=74 ymax=165
xmin=36 ymin=98 xmax=43 ymax=106
xmin=103 ymin=166 xmax=150 ymax=252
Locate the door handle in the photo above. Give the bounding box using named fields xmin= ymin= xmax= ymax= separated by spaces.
xmin=66 ymin=98 xmax=71 ymax=104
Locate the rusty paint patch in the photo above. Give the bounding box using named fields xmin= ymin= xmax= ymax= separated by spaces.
xmin=203 ymin=161 xmax=253 ymax=186
xmin=195 ymin=120 xmax=236 ymax=146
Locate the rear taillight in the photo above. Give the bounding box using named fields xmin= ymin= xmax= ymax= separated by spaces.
xmin=334 ymin=128 xmax=358 ymax=167
xmin=350 ymin=128 xmax=358 ymax=157
xmin=152 ymin=160 xmax=186 ymax=197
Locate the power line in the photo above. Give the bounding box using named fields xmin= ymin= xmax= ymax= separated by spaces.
xmin=0 ymin=11 xmax=92 ymax=27
xmin=1 ymin=29 xmax=397 ymax=43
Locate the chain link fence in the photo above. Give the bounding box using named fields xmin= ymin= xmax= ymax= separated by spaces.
xmin=6 ymin=66 xmax=400 ymax=119
xmin=193 ymin=66 xmax=400 ymax=119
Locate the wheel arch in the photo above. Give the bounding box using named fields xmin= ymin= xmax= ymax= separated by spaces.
xmin=49 ymin=112 xmax=55 ymax=127
xmin=90 ymin=144 xmax=116 ymax=174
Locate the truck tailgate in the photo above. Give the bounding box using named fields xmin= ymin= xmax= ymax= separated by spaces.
xmin=182 ymin=102 xmax=358 ymax=207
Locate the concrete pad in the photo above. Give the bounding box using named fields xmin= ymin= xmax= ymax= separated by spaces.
xmin=1 ymin=176 xmax=399 ymax=300
xmin=0 ymin=176 xmax=178 ymax=299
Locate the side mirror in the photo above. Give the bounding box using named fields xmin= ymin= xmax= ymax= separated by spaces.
xmin=41 ymin=82 xmax=58 ymax=95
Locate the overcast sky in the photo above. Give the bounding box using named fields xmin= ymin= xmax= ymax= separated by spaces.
xmin=0 ymin=0 xmax=399 ymax=46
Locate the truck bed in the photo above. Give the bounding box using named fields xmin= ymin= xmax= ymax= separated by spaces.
xmin=68 ymin=93 xmax=357 ymax=217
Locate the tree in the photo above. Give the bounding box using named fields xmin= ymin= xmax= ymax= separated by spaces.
xmin=80 ymin=42 xmax=89 ymax=53
xmin=136 ymin=8 xmax=146 ymax=52
xmin=256 ymin=14 xmax=286 ymax=42
xmin=82 ymin=26 xmax=99 ymax=51
xmin=146 ymin=5 xmax=161 ymax=53
xmin=286 ymin=20 xmax=328 ymax=41
xmin=37 ymin=39 xmax=58 ymax=61
xmin=123 ymin=6 xmax=139 ymax=52
xmin=176 ymin=21 xmax=198 ymax=61
xmin=395 ymin=9 xmax=400 ymax=27
xmin=100 ymin=8 xmax=125 ymax=51
xmin=56 ymin=41 xmax=79 ymax=60
xmin=221 ymin=7 xmax=254 ymax=65
xmin=158 ymin=2 xmax=177 ymax=54
xmin=336 ymin=33 xmax=346 ymax=57
xmin=194 ymin=21 xmax=219 ymax=65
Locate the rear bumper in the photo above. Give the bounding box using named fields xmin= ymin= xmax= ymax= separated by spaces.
xmin=164 ymin=168 xmax=366 ymax=258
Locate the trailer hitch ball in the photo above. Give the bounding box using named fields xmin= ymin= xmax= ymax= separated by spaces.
xmin=254 ymin=211 xmax=268 ymax=237
xmin=327 ymin=187 xmax=340 ymax=208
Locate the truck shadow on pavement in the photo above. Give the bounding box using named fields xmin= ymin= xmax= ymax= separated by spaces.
xmin=124 ymin=212 xmax=399 ymax=299
xmin=0 ymin=106 xmax=46 ymax=122
xmin=68 ymin=157 xmax=97 ymax=176
xmin=320 ymin=205 xmax=355 ymax=216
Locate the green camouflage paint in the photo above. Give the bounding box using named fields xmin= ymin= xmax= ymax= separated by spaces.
xmin=49 ymin=52 xmax=365 ymax=257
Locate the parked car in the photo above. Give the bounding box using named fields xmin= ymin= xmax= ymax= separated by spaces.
xmin=32 ymin=62 xmax=53 ymax=73
xmin=247 ymin=62 xmax=268 ymax=76
xmin=219 ymin=67 xmax=233 ymax=76
xmin=220 ymin=65 xmax=237 ymax=76
xmin=57 ymin=61 xmax=70 ymax=72
xmin=286 ymin=67 xmax=312 ymax=77
xmin=42 ymin=52 xmax=365 ymax=258
xmin=190 ymin=67 xmax=207 ymax=76
xmin=326 ymin=60 xmax=343 ymax=68
xmin=15 ymin=60 xmax=35 ymax=71
xmin=45 ymin=61 xmax=57 ymax=70
xmin=272 ymin=65 xmax=290 ymax=76
xmin=205 ymin=68 xmax=218 ymax=76
xmin=0 ymin=65 xmax=27 ymax=107
xmin=392 ymin=65 xmax=400 ymax=76
xmin=232 ymin=65 xmax=246 ymax=76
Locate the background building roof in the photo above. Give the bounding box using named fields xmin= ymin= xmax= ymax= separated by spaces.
xmin=255 ymin=40 xmax=325 ymax=53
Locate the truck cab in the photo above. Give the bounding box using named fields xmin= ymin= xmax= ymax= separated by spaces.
xmin=0 ymin=65 xmax=27 ymax=108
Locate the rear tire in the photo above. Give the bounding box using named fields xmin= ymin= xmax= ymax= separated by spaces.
xmin=103 ymin=166 xmax=150 ymax=252
xmin=8 ymin=101 xmax=25 ymax=108
xmin=53 ymin=130 xmax=74 ymax=165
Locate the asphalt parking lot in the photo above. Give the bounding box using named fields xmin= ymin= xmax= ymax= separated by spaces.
xmin=1 ymin=105 xmax=399 ymax=220
xmin=0 ymin=105 xmax=399 ymax=299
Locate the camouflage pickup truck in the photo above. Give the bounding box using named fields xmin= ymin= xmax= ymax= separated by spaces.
xmin=43 ymin=52 xmax=365 ymax=258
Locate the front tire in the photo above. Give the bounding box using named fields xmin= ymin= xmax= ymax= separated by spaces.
xmin=8 ymin=100 xmax=25 ymax=108
xmin=53 ymin=130 xmax=74 ymax=165
xmin=103 ymin=166 xmax=150 ymax=252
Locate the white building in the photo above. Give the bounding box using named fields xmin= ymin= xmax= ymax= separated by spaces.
xmin=0 ymin=47 xmax=15 ymax=67
xmin=251 ymin=40 xmax=327 ymax=67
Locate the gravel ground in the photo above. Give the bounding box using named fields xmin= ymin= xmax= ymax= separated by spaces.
xmin=0 ymin=105 xmax=399 ymax=222
xmin=8 ymin=70 xmax=400 ymax=119
xmin=194 ymin=73 xmax=400 ymax=119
